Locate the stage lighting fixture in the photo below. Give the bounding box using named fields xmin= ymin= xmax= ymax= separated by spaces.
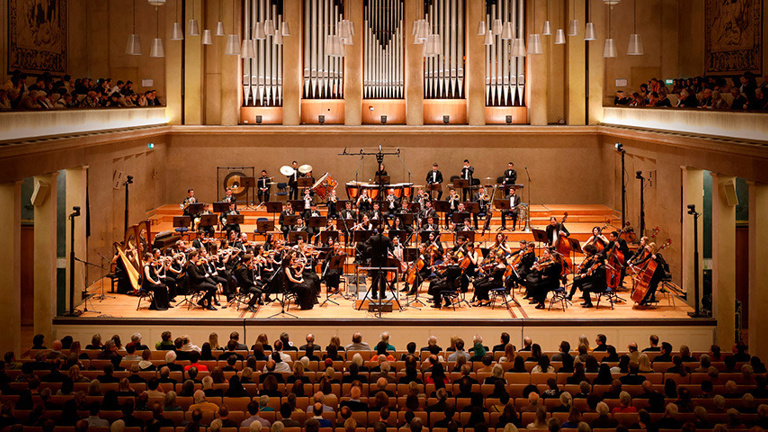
xmin=381 ymin=115 xmax=387 ymax=124
xmin=147 ymin=142 xmax=155 ymax=150
xmin=255 ymin=115 xmax=263 ymax=124
xmin=443 ymin=115 xmax=450 ymax=124
xmin=126 ymin=175 xmax=134 ymax=184
xmin=614 ymin=142 xmax=624 ymax=152
xmin=687 ymin=204 xmax=697 ymax=215
xmin=318 ymin=115 xmax=325 ymax=124
xmin=506 ymin=115 xmax=513 ymax=124
xmin=636 ymin=170 xmax=643 ymax=179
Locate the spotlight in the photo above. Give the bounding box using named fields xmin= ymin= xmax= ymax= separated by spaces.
xmin=635 ymin=170 xmax=644 ymax=180
xmin=147 ymin=142 xmax=155 ymax=150
xmin=71 ymin=206 xmax=81 ymax=217
xmin=318 ymin=115 xmax=325 ymax=124
xmin=505 ymin=115 xmax=513 ymax=125
xmin=126 ymin=175 xmax=134 ymax=184
xmin=369 ymin=106 xmax=374 ymax=111
xmin=381 ymin=115 xmax=387 ymax=124
xmin=255 ymin=115 xmax=263 ymax=124
xmin=443 ymin=115 xmax=450 ymax=124
xmin=614 ymin=143 xmax=624 ymax=152
xmin=687 ymin=204 xmax=697 ymax=215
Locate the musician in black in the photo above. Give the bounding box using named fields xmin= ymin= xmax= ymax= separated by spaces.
xmin=384 ymin=188 xmax=400 ymax=215
xmin=525 ymin=248 xmax=563 ymax=309
xmin=507 ymin=241 xmax=535 ymax=290
xmin=460 ymin=159 xmax=475 ymax=201
xmin=567 ymin=245 xmax=606 ymax=307
xmin=235 ymin=254 xmax=263 ymax=312
xmin=221 ymin=188 xmax=237 ymax=206
xmin=500 ymin=188 xmax=521 ymax=231
xmin=420 ymin=217 xmax=440 ymax=234
xmin=287 ymin=161 xmax=300 ymax=200
xmin=187 ymin=251 xmax=219 ymax=310
xmin=418 ymin=200 xmax=437 ymax=226
xmin=472 ymin=255 xmax=506 ymax=307
xmin=279 ymin=202 xmax=296 ymax=237
xmin=220 ymin=202 xmax=241 ymax=236
xmin=426 ymin=163 xmax=444 ymax=200
xmin=428 ymin=255 xmax=462 ymax=308
xmin=365 ymin=229 xmax=394 ymax=300
xmin=257 ymin=170 xmax=271 ymax=203
xmin=472 ymin=186 xmax=490 ymax=231
xmin=375 ymin=163 xmax=388 ymax=179
xmin=340 ymin=200 xmax=357 ymax=221
xmin=445 ymin=188 xmax=461 ymax=228
xmin=321 ymin=238 xmax=345 ymax=294
xmin=192 ymin=231 xmax=207 ymax=250
xmin=182 ymin=189 xmax=197 ymax=216
xmin=502 ymin=162 xmax=518 ymax=186
xmin=303 ymin=203 xmax=322 ymax=236
xmin=327 ymin=189 xmax=339 ymax=219
xmin=545 ymin=217 xmax=570 ymax=246
xmin=141 ymin=253 xmax=172 ymax=310
xmin=194 ymin=204 xmax=215 ymax=237
xmin=603 ymin=230 xmax=630 ymax=287
xmin=632 ymin=242 xmax=667 ymax=306
xmin=368 ymin=202 xmax=384 ymax=222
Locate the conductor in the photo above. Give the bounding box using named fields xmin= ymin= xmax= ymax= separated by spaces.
xmin=365 ymin=229 xmax=394 ymax=300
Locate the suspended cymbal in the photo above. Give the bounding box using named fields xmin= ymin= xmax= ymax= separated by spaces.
xmin=280 ymin=165 xmax=296 ymax=176
xmin=299 ymin=164 xmax=313 ymax=174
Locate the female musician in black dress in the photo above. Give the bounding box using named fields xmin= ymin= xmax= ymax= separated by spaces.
xmin=472 ymin=255 xmax=506 ymax=307
xmin=321 ymin=238 xmax=345 ymax=294
xmin=142 ymin=253 xmax=172 ymax=310
xmin=284 ymin=251 xmax=315 ymax=310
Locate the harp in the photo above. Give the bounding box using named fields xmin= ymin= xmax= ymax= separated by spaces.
xmin=113 ymin=220 xmax=152 ymax=294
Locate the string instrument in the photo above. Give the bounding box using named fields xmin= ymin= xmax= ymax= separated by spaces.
xmin=406 ymin=257 xmax=426 ymax=284
xmin=532 ymin=257 xmax=554 ymax=272
xmin=460 ymin=251 xmax=473 ymax=270
xmin=585 ymin=221 xmax=611 ymax=253
xmin=631 ymin=239 xmax=672 ymax=304
xmin=605 ymin=221 xmax=632 ymax=290
xmin=553 ymin=212 xmax=572 ymax=275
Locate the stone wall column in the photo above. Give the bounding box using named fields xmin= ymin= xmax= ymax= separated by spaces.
xmin=565 ymin=0 xmax=586 ymax=125
xmin=65 ymin=167 xmax=88 ymax=312
xmin=466 ymin=0 xmax=485 ymax=125
xmin=748 ymin=182 xmax=768 ymax=359
xmin=528 ymin=0 xmax=548 ymax=125
xmin=344 ymin=0 xmax=363 ymax=125
xmin=710 ymin=173 xmax=737 ymax=348
xmin=33 ymin=173 xmax=58 ymax=343
xmin=404 ymin=0 xmax=424 ymax=125
xmin=220 ymin=0 xmax=241 ymax=125
xmin=682 ymin=167 xmax=704 ymax=309
xmin=282 ymin=0 xmax=302 ymax=125
xmin=0 ymin=182 xmax=22 ymax=354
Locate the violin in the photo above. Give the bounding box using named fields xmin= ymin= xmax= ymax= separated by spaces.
xmin=532 ymin=258 xmax=554 ymax=272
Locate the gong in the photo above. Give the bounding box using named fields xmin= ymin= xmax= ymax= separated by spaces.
xmin=224 ymin=171 xmax=249 ymax=197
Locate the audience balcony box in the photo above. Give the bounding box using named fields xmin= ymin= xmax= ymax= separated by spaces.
xmin=1 ymin=106 xmax=168 ymax=142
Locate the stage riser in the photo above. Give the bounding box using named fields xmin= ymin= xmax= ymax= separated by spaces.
xmin=52 ymin=322 xmax=715 ymax=353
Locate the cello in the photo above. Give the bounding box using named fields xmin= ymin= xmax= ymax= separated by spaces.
xmin=553 ymin=212 xmax=572 ymax=276
xmin=631 ymin=239 xmax=671 ymax=304
xmin=605 ymin=222 xmax=631 ymax=290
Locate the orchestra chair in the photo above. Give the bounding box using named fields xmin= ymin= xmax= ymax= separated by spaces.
xmin=548 ymin=284 xmax=570 ymax=312
xmin=228 ymin=274 xmax=253 ymax=311
xmin=594 ymin=286 xmax=621 ymax=310
xmin=439 ymin=278 xmax=463 ymax=310
xmin=276 ymin=183 xmax=289 ymax=200
xmin=185 ymin=286 xmax=208 ymax=310
xmin=489 ymin=285 xmax=512 ymax=310
xmin=174 ymin=226 xmax=190 ymax=240
xmin=136 ymin=286 xmax=155 ymax=311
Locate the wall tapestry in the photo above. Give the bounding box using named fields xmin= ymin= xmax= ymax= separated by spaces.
xmin=705 ymin=0 xmax=762 ymax=75
xmin=8 ymin=0 xmax=67 ymax=75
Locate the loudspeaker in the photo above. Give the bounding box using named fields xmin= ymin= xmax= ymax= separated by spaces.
xmin=722 ymin=179 xmax=739 ymax=206
xmin=31 ymin=180 xmax=50 ymax=206
xmin=368 ymin=301 xmax=393 ymax=312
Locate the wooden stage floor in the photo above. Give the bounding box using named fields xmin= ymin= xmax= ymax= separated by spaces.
xmin=80 ymin=276 xmax=694 ymax=322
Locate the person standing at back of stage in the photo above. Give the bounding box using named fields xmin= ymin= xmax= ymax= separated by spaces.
xmin=287 ymin=161 xmax=300 ymax=200
xmin=460 ymin=160 xmax=474 ymax=202
xmin=258 ymin=170 xmax=271 ymax=203
xmin=426 ymin=163 xmax=443 ymax=200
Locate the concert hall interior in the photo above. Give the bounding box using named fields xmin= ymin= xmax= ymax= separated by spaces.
xmin=2 ymin=1 xmax=768 ymax=430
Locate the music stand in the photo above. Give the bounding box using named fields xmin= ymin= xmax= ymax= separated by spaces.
xmin=427 ymin=183 xmax=441 ymax=192
xmin=297 ymin=178 xmax=313 ymax=188
xmin=186 ymin=203 xmax=204 ymax=216
xmin=451 ymin=211 xmax=471 ymax=224
xmin=455 ymin=231 xmax=476 ymax=244
xmin=338 ymin=219 xmax=356 ymax=244
xmin=242 ymin=176 xmax=256 ymax=208
xmin=320 ymin=230 xmax=340 ymax=245
xmin=212 ymin=201 xmax=229 ymax=213
xmin=532 ymin=229 xmax=549 ymax=252
xmin=453 ymin=179 xmax=469 ymax=196
xmin=398 ymin=213 xmax=415 ymax=226
xmin=353 ymin=230 xmax=373 ymax=244
xmin=199 ymin=214 xmax=218 ymax=232
xmin=289 ymin=200 xmax=305 ymax=212
xmin=255 ymin=220 xmax=275 ymax=236
xmin=265 ymin=201 xmax=283 ymax=225
xmin=173 ymin=216 xmax=191 ymax=239
xmin=388 ymin=230 xmax=408 ymax=244
xmin=288 ymin=231 xmax=309 ymax=243
xmin=227 ymin=214 xmax=244 ymax=224
xmin=308 ymin=216 xmax=327 ymax=230
xmin=464 ymin=202 xmax=479 ymax=214
xmin=418 ymin=231 xmax=438 ymax=243
xmin=282 ymin=215 xmax=300 ymax=239
xmin=433 ymin=201 xmax=450 ymax=227
xmin=402 ymin=248 xmax=426 ymax=309
xmin=408 ymin=203 xmax=421 ymax=213
xmin=320 ymin=253 xmax=347 ymax=307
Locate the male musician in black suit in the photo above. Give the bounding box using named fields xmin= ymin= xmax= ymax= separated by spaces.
xmin=427 ymin=255 xmax=462 ymax=308
xmin=502 ymin=162 xmax=518 ymax=186
xmin=545 ymin=216 xmax=569 ymax=246
xmin=235 ymin=254 xmax=263 ymax=312
xmin=418 ymin=200 xmax=437 ymax=226
xmin=383 ymin=188 xmax=400 ymax=215
xmin=460 ymin=159 xmax=475 ymax=201
xmin=182 ymin=189 xmax=197 ymax=216
xmin=340 ymin=201 xmax=357 ymax=222
xmin=221 ymin=188 xmax=237 ymax=207
xmin=445 ymin=187 xmax=460 ymax=228
xmin=472 ymin=186 xmax=490 ymax=231
xmin=365 ymin=229 xmax=394 ymax=300
xmin=420 ymin=216 xmax=440 ymax=234
xmin=287 ymin=161 xmax=299 ymax=200
xmin=303 ymin=202 xmax=322 ymax=236
xmin=426 ymin=163 xmax=444 ymax=200
xmin=257 ymin=170 xmax=271 ymax=203
xmin=279 ymin=202 xmax=296 ymax=237
xmin=221 ymin=202 xmax=241 ymax=236
xmin=187 ymin=251 xmax=218 ymax=310
xmin=196 ymin=204 xmax=215 ymax=237
xmin=602 ymin=230 xmax=631 ymax=287
xmin=500 ymin=188 xmax=521 ymax=231
xmin=192 ymin=231 xmax=206 ymax=250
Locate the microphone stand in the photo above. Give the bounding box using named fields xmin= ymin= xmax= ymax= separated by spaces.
xmin=93 ymin=252 xmax=116 ymax=301
xmin=523 ymin=166 xmax=532 ymax=232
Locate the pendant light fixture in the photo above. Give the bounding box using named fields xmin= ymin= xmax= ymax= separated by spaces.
xmin=147 ymin=0 xmax=165 ymax=5
xmin=501 ymin=21 xmax=514 ymax=40
xmin=281 ymin=21 xmax=290 ymax=36
xmin=202 ymin=29 xmax=213 ymax=45
xmin=484 ymin=29 xmax=493 ymax=45
xmin=225 ymin=0 xmax=240 ymax=55
xmin=188 ymin=0 xmax=200 ymax=36
xmin=542 ymin=0 xmax=551 ymax=35
xmin=170 ymin=0 xmax=184 ymax=40
xmin=149 ymin=5 xmax=165 ymax=57
xmin=216 ymin=0 xmax=225 ymax=36
xmin=584 ymin=0 xmax=597 ymax=41
xmin=126 ymin=0 xmax=142 ymax=55
xmin=477 ymin=20 xmax=487 ymax=36
xmin=603 ymin=0 xmax=618 ymax=58
xmin=528 ymin=0 xmax=543 ymax=55
xmin=567 ymin=0 xmax=579 ymax=36
xmin=627 ymin=0 xmax=644 ymax=55
xmin=554 ymin=0 xmax=565 ymax=44
xmin=492 ymin=18 xmax=503 ymax=35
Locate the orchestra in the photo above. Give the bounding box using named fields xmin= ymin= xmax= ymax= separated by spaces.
xmin=113 ymin=158 xmax=674 ymax=314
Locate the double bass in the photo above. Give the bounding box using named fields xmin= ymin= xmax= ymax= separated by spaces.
xmin=605 ymin=222 xmax=631 ymax=290
xmin=553 ymin=212 xmax=572 ymax=276
xmin=631 ymin=239 xmax=671 ymax=304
